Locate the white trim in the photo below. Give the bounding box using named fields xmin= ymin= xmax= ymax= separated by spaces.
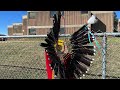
xmin=27 ymin=11 xmax=42 ymax=12
xmin=2 ymin=33 xmax=120 ymax=38
xmin=8 ymin=25 xmax=13 ymax=28
xmin=22 ymin=15 xmax=27 ymax=19
xmin=0 ymin=34 xmax=71 ymax=38
xmin=2 ymin=32 xmax=120 ymax=38
xmin=27 ymin=24 xmax=84 ymax=29
xmin=13 ymin=33 xmax=23 ymax=36
xmin=91 ymin=11 xmax=114 ymax=14
xmin=13 ymin=23 xmax=23 ymax=25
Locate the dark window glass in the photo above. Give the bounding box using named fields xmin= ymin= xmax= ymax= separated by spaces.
xmin=60 ymin=28 xmax=65 ymax=34
xmin=29 ymin=28 xmax=36 ymax=35
xmin=81 ymin=11 xmax=88 ymax=14
xmin=50 ymin=11 xmax=64 ymax=18
xmin=49 ymin=28 xmax=65 ymax=34
xmin=28 ymin=12 xmax=36 ymax=19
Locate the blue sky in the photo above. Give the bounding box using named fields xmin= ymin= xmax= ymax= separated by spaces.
xmin=0 ymin=11 xmax=120 ymax=35
xmin=115 ymin=11 xmax=120 ymax=19
xmin=0 ymin=11 xmax=27 ymax=35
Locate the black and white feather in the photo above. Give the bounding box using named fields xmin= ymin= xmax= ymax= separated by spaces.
xmin=40 ymin=12 xmax=97 ymax=79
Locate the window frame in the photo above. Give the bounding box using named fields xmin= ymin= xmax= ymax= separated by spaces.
xmin=29 ymin=28 xmax=36 ymax=35
xmin=49 ymin=27 xmax=65 ymax=34
xmin=81 ymin=11 xmax=88 ymax=14
xmin=28 ymin=12 xmax=36 ymax=19
xmin=50 ymin=11 xmax=64 ymax=18
xmin=59 ymin=27 xmax=65 ymax=34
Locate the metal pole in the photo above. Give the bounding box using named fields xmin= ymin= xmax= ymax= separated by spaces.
xmin=88 ymin=11 xmax=91 ymax=18
xmin=88 ymin=11 xmax=91 ymax=30
xmin=102 ymin=33 xmax=107 ymax=79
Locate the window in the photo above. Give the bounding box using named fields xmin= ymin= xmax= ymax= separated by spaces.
xmin=81 ymin=11 xmax=88 ymax=14
xmin=29 ymin=28 xmax=36 ymax=35
xmin=28 ymin=12 xmax=36 ymax=19
xmin=60 ymin=28 xmax=65 ymax=34
xmin=50 ymin=11 xmax=64 ymax=18
xmin=61 ymin=11 xmax=64 ymax=16
xmin=50 ymin=11 xmax=56 ymax=18
xmin=49 ymin=28 xmax=65 ymax=34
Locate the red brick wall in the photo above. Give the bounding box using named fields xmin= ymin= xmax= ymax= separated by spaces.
xmin=36 ymin=28 xmax=50 ymax=35
xmin=8 ymin=11 xmax=114 ymax=35
xmin=118 ymin=21 xmax=120 ymax=32
xmin=65 ymin=27 xmax=80 ymax=34
xmin=8 ymin=27 xmax=13 ymax=36
xmin=36 ymin=11 xmax=53 ymax=26
xmin=27 ymin=11 xmax=89 ymax=35
xmin=13 ymin=24 xmax=23 ymax=33
xmin=62 ymin=11 xmax=88 ymax=25
xmin=27 ymin=11 xmax=114 ymax=35
xmin=28 ymin=11 xmax=89 ymax=26
xmin=22 ymin=18 xmax=27 ymax=35
xmin=95 ymin=13 xmax=114 ymax=32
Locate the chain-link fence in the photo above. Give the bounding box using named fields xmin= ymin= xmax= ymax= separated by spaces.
xmin=82 ymin=34 xmax=103 ymax=79
xmin=0 ymin=36 xmax=47 ymax=79
xmin=105 ymin=34 xmax=120 ymax=79
xmin=0 ymin=33 xmax=120 ymax=79
xmin=84 ymin=33 xmax=120 ymax=79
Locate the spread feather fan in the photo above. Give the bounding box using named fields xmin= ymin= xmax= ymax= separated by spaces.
xmin=40 ymin=11 xmax=98 ymax=79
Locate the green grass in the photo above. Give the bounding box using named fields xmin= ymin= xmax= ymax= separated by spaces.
xmin=105 ymin=37 xmax=120 ymax=79
xmin=0 ymin=40 xmax=47 ymax=79
xmin=83 ymin=37 xmax=120 ymax=79
xmin=0 ymin=37 xmax=120 ymax=79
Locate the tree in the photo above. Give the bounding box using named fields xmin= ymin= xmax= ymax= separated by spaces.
xmin=113 ymin=12 xmax=118 ymax=32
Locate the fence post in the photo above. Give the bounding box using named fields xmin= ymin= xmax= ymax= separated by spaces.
xmin=102 ymin=33 xmax=107 ymax=79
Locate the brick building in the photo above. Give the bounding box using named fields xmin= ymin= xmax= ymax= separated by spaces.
xmin=8 ymin=23 xmax=23 ymax=36
xmin=8 ymin=15 xmax=27 ymax=36
xmin=22 ymin=15 xmax=28 ymax=35
xmin=118 ymin=19 xmax=120 ymax=32
xmin=8 ymin=11 xmax=114 ymax=35
xmin=8 ymin=25 xmax=13 ymax=36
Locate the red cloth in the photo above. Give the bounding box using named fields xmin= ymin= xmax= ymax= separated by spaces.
xmin=45 ymin=50 xmax=53 ymax=79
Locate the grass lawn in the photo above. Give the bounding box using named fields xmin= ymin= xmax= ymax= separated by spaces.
xmin=0 ymin=39 xmax=47 ymax=79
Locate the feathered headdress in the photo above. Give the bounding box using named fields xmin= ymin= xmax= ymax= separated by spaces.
xmin=40 ymin=11 xmax=98 ymax=79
